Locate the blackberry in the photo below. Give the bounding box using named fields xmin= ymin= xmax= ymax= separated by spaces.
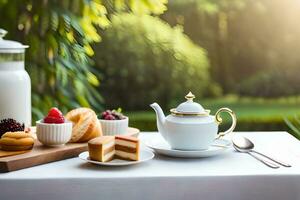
xmin=0 ymin=118 xmax=25 ymax=137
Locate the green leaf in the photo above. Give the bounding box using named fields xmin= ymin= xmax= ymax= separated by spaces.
xmin=87 ymin=71 xmax=100 ymax=86
xmin=284 ymin=117 xmax=300 ymax=138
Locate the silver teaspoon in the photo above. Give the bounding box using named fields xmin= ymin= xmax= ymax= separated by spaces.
xmin=233 ymin=144 xmax=279 ymax=168
xmin=232 ymin=135 xmax=291 ymax=168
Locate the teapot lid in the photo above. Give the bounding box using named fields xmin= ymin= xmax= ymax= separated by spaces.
xmin=170 ymin=92 xmax=210 ymax=116
xmin=0 ymin=29 xmax=29 ymax=53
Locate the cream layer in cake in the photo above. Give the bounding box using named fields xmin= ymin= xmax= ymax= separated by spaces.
xmin=102 ymin=140 xmax=115 ymax=162
xmin=103 ymin=141 xmax=114 ymax=149
xmin=115 ymin=150 xmax=138 ymax=160
xmin=115 ymin=135 xmax=140 ymax=161
xmin=103 ymin=150 xmax=115 ymax=162
xmin=115 ymin=139 xmax=138 ymax=148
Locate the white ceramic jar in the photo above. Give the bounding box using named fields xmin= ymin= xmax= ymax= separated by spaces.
xmin=0 ymin=29 xmax=31 ymax=127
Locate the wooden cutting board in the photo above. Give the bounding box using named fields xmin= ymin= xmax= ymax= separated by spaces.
xmin=0 ymin=142 xmax=88 ymax=172
xmin=0 ymin=127 xmax=139 ymax=172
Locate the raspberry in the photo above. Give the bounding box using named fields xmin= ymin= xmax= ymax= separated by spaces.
xmin=44 ymin=107 xmax=65 ymax=124
xmin=47 ymin=107 xmax=63 ymax=118
xmin=44 ymin=116 xmax=65 ymax=124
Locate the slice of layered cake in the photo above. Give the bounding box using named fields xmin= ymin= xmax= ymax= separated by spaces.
xmin=115 ymin=135 xmax=140 ymax=161
xmin=88 ymin=136 xmax=115 ymax=162
xmin=88 ymin=135 xmax=140 ymax=162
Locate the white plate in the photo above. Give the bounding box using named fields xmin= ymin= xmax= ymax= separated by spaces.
xmin=146 ymin=138 xmax=232 ymax=158
xmin=78 ymin=149 xmax=154 ymax=166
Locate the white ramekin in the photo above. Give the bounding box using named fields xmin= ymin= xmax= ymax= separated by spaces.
xmin=99 ymin=117 xmax=128 ymax=136
xmin=36 ymin=120 xmax=73 ymax=146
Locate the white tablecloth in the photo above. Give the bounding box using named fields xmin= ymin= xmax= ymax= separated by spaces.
xmin=0 ymin=132 xmax=300 ymax=200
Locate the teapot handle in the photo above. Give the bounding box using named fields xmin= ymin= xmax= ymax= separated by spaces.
xmin=215 ymin=108 xmax=237 ymax=139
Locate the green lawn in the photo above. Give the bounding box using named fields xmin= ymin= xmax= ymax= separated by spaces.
xmin=126 ymin=96 xmax=300 ymax=138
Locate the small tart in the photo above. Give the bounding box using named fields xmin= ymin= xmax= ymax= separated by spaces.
xmin=0 ymin=131 xmax=34 ymax=151
xmin=0 ymin=137 xmax=34 ymax=146
xmin=2 ymin=131 xmax=34 ymax=139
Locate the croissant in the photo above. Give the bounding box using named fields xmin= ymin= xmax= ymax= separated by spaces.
xmin=66 ymin=108 xmax=102 ymax=142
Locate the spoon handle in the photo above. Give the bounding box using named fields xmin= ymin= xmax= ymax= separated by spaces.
xmin=251 ymin=150 xmax=291 ymax=167
xmin=248 ymin=152 xmax=280 ymax=169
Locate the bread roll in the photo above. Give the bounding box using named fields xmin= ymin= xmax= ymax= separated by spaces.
xmin=66 ymin=108 xmax=102 ymax=142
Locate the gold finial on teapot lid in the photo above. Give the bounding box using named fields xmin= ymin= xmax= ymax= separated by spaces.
xmin=170 ymin=91 xmax=209 ymax=116
xmin=185 ymin=91 xmax=195 ymax=101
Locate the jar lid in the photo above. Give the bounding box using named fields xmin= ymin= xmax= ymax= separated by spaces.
xmin=170 ymin=92 xmax=210 ymax=116
xmin=0 ymin=29 xmax=28 ymax=53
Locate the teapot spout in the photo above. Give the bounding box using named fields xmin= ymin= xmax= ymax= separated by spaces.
xmin=150 ymin=103 xmax=166 ymax=134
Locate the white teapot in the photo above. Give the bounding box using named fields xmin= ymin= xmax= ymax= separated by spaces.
xmin=150 ymin=92 xmax=237 ymax=150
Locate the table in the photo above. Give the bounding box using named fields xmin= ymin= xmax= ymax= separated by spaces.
xmin=0 ymin=131 xmax=300 ymax=200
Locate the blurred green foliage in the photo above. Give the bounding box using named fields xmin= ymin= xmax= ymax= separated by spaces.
xmin=0 ymin=0 xmax=167 ymax=122
xmin=0 ymin=0 xmax=110 ymax=120
xmin=95 ymin=13 xmax=216 ymax=110
xmin=162 ymin=0 xmax=300 ymax=97
xmin=237 ymin=69 xmax=300 ymax=97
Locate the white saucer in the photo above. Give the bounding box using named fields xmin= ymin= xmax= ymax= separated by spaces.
xmin=78 ymin=149 xmax=154 ymax=166
xmin=146 ymin=138 xmax=232 ymax=158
